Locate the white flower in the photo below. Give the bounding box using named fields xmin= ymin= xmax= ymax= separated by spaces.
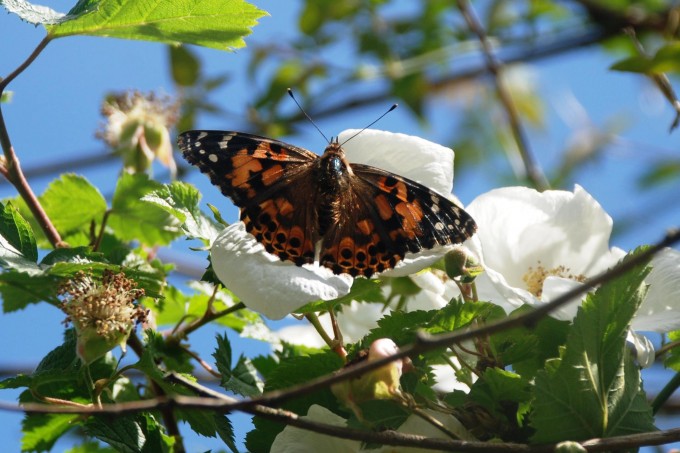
xmin=633 ymin=248 xmax=680 ymax=332
xmin=211 ymin=130 xmax=461 ymax=319
xmin=270 ymin=405 xmax=359 ymax=453
xmin=465 ymin=185 xmax=625 ymax=320
xmin=270 ymin=405 xmax=474 ymax=453
xmin=466 ymin=185 xmax=680 ymax=335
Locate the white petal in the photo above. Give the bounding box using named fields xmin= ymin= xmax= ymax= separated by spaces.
xmin=276 ymin=322 xmax=328 ymax=349
xmin=210 ymin=223 xmax=353 ymax=320
xmin=431 ymin=363 xmax=472 ymax=394
xmin=540 ymin=276 xmax=586 ymax=321
xmin=381 ymin=245 xmax=455 ymax=277
xmin=270 ymin=405 xmax=358 ymax=453
xmin=626 ymin=331 xmax=655 ymax=368
xmin=338 ymin=129 xmax=454 ymax=197
xmin=474 ymin=267 xmax=536 ymax=314
xmin=633 ymin=248 xmax=680 ymax=332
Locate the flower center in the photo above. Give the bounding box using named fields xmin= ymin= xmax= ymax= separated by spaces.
xmin=522 ymin=261 xmax=586 ymax=297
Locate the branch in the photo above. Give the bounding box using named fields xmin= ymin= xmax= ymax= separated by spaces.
xmin=0 ymin=36 xmax=64 ymax=248
xmin=456 ymin=0 xmax=549 ymax=190
xmin=4 ymin=386 xmax=680 ymax=452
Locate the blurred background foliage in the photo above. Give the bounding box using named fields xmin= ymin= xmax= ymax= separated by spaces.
xmin=164 ymin=0 xmax=680 ymax=252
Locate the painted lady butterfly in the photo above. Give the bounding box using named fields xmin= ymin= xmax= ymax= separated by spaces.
xmin=178 ymin=131 xmax=477 ymax=277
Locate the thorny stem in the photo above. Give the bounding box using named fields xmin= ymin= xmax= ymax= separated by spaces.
xmin=456 ymin=0 xmax=550 ymax=191
xmin=0 ymin=36 xmax=64 ymax=248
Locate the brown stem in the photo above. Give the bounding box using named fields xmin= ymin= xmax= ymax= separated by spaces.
xmin=0 ymin=36 xmax=64 ymax=248
xmin=456 ymin=0 xmax=550 ymax=191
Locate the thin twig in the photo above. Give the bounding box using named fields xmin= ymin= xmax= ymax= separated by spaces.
xmin=456 ymin=0 xmax=550 ymax=191
xmin=5 ymin=390 xmax=680 ymax=452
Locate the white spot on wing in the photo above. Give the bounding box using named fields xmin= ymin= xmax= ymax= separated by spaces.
xmin=197 ymin=132 xmax=208 ymax=140
xmin=208 ymin=154 xmax=219 ymax=163
xmin=219 ymin=133 xmax=236 ymax=149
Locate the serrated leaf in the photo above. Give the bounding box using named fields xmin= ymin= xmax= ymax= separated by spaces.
xmin=469 ymin=368 xmax=531 ymax=415
xmin=142 ymin=181 xmax=222 ymax=245
xmin=213 ymin=333 xmax=264 ymax=397
xmin=46 ymin=0 xmax=267 ymax=51
xmin=531 ymin=252 xmax=656 ymax=442
xmin=215 ymin=414 xmax=238 ymax=453
xmin=245 ymin=351 xmax=343 ymax=452
xmin=1 ymin=0 xmax=65 ymax=25
xmin=0 ymin=271 xmax=60 ymax=311
xmin=86 ymin=416 xmax=147 ymax=453
xmin=109 ymin=173 xmax=181 ymax=246
xmin=0 ymin=201 xmax=37 ymax=262
xmin=21 ymin=413 xmax=80 ymax=451
xmin=40 ymin=174 xmax=107 ymax=238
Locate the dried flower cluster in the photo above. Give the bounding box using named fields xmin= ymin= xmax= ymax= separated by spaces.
xmin=60 ymin=270 xmax=146 ymax=363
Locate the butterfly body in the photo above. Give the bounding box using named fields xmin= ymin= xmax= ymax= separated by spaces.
xmin=178 ymin=130 xmax=476 ymax=278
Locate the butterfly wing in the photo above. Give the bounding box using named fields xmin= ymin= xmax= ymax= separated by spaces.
xmin=319 ymin=164 xmax=477 ymax=277
xmin=178 ymin=130 xmax=319 ymax=266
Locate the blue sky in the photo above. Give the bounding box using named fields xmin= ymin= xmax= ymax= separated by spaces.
xmin=1 ymin=1 xmax=679 ymax=451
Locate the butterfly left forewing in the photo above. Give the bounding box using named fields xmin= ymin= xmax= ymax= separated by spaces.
xmin=179 ymin=130 xmax=319 ymax=267
xmin=178 ymin=130 xmax=317 ymax=206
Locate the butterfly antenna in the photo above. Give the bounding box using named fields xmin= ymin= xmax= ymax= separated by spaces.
xmin=339 ymin=103 xmax=398 ymax=146
xmin=287 ymin=88 xmax=330 ymax=143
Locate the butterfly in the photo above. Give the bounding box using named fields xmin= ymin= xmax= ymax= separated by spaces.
xmin=178 ymin=130 xmax=477 ymax=278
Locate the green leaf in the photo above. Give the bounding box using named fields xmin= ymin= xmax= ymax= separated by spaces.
xmin=0 ymin=271 xmax=60 ymax=311
xmin=531 ymin=252 xmax=656 ymax=442
xmin=46 ymin=0 xmax=267 ymax=51
xmin=22 ymin=414 xmax=80 ymax=451
xmin=109 ymin=173 xmax=181 ymax=246
xmin=0 ymin=200 xmax=37 ymax=262
xmin=142 ymin=181 xmax=222 ymax=245
xmin=86 ymin=414 xmax=168 ymax=453
xmin=215 ymin=414 xmax=238 ymax=453
xmin=66 ymin=440 xmax=117 ymax=452
xmin=0 ymin=0 xmax=65 ymax=25
xmin=169 ymin=45 xmax=201 ymax=86
xmin=245 ymin=351 xmax=344 ymax=452
xmin=469 ymin=368 xmax=531 ymax=417
xmin=40 ymin=174 xmax=107 ymax=239
xmin=492 ymin=306 xmax=570 ymax=379
xmin=213 ymin=333 xmax=264 ymax=397
xmin=611 ymin=42 xmax=680 ymax=74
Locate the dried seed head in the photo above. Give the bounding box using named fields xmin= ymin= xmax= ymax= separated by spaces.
xmin=60 ymin=270 xmax=146 ymax=363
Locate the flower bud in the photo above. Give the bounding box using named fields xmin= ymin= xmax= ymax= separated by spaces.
xmin=445 ymin=247 xmax=483 ymax=283
xmin=99 ymin=91 xmax=178 ymax=175
xmin=332 ymin=338 xmax=409 ymax=417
